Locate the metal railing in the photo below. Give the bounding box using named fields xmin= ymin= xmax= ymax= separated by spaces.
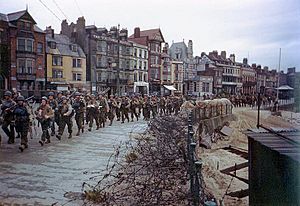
xmin=187 ymin=112 xmax=203 ymax=205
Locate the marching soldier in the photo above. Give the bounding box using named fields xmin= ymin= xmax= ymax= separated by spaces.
xmin=120 ymin=96 xmax=130 ymax=123
xmin=107 ymin=95 xmax=117 ymax=126
xmin=1 ymin=91 xmax=16 ymax=144
xmin=159 ymin=96 xmax=166 ymax=116
xmin=151 ymin=96 xmax=158 ymax=118
xmin=86 ymin=94 xmax=100 ymax=131
xmin=115 ymin=96 xmax=121 ymax=121
xmin=13 ymin=96 xmax=30 ymax=152
xmin=98 ymin=94 xmax=109 ymax=128
xmin=35 ymin=96 xmax=54 ymax=146
xmin=130 ymin=96 xmax=139 ymax=122
xmin=72 ymin=92 xmax=85 ymax=136
xmin=56 ymin=96 xmax=73 ymax=140
xmin=143 ymin=96 xmax=151 ymax=121
xmin=48 ymin=92 xmax=58 ymax=136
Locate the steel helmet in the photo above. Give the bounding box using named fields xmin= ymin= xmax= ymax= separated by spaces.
xmin=17 ymin=95 xmax=25 ymax=101
xmin=4 ymin=91 xmax=12 ymax=97
xmin=41 ymin=96 xmax=48 ymax=101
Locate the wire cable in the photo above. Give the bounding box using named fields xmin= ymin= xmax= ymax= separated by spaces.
xmin=52 ymin=0 xmax=70 ymax=22
xmin=74 ymin=0 xmax=84 ymax=16
xmin=37 ymin=0 xmax=61 ymax=21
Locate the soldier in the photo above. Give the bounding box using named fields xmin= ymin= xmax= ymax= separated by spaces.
xmin=151 ymin=96 xmax=158 ymax=118
xmin=115 ymin=96 xmax=121 ymax=121
xmin=120 ymin=96 xmax=130 ymax=123
xmin=159 ymin=96 xmax=166 ymax=116
xmin=72 ymin=92 xmax=85 ymax=136
xmin=98 ymin=94 xmax=109 ymax=128
xmin=35 ymin=96 xmax=54 ymax=146
xmin=56 ymin=96 xmax=73 ymax=140
xmin=13 ymin=96 xmax=30 ymax=152
xmin=166 ymin=96 xmax=173 ymax=115
xmin=130 ymin=96 xmax=139 ymax=122
xmin=86 ymin=94 xmax=100 ymax=131
xmin=48 ymin=92 xmax=58 ymax=136
xmin=143 ymin=96 xmax=151 ymax=121
xmin=107 ymin=95 xmax=117 ymax=126
xmin=1 ymin=91 xmax=16 ymax=144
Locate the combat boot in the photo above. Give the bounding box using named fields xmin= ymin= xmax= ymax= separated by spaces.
xmin=81 ymin=127 xmax=84 ymax=133
xmin=7 ymin=138 xmax=15 ymax=144
xmin=88 ymin=127 xmax=92 ymax=131
xmin=76 ymin=130 xmax=80 ymax=136
xmin=96 ymin=126 xmax=100 ymax=130
xmin=51 ymin=131 xmax=55 ymax=136
xmin=45 ymin=139 xmax=51 ymax=144
xmin=39 ymin=140 xmax=44 ymax=146
xmin=68 ymin=133 xmax=72 ymax=139
xmin=19 ymin=144 xmax=26 ymax=152
xmin=56 ymin=135 xmax=61 ymax=140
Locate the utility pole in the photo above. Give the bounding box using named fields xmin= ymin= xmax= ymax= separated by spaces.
xmin=116 ymin=24 xmax=120 ymax=96
xmin=276 ymin=48 xmax=281 ymax=111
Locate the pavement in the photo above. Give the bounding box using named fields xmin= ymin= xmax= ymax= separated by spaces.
xmin=0 ymin=119 xmax=148 ymax=205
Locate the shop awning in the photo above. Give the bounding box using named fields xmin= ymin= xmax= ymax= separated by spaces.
xmin=163 ymin=85 xmax=177 ymax=91
xmin=276 ymin=85 xmax=294 ymax=90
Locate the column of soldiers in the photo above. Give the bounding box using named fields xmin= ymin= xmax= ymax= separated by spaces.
xmin=0 ymin=90 xmax=184 ymax=152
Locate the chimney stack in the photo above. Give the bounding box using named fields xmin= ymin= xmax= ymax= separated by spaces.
xmin=243 ymin=58 xmax=248 ymax=65
xmin=229 ymin=54 xmax=235 ymax=62
xmin=221 ymin=51 xmax=226 ymax=59
xmin=45 ymin=26 xmax=54 ymax=38
xmin=134 ymin=27 xmax=140 ymax=38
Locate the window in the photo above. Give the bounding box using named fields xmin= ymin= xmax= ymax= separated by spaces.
xmin=52 ymin=69 xmax=63 ymax=78
xmin=134 ymin=48 xmax=137 ymax=57
xmin=73 ymin=73 xmax=82 ymax=81
xmin=139 ymin=73 xmax=143 ymax=81
xmin=25 ymin=22 xmax=31 ymax=30
xmin=48 ymin=41 xmax=56 ymax=49
xmin=18 ymin=39 xmax=25 ymax=51
xmin=139 ymin=61 xmax=142 ymax=69
xmin=72 ymin=58 xmax=82 ymax=68
xmin=52 ymin=56 xmax=63 ymax=66
xmin=144 ymin=51 xmax=147 ymax=59
xmin=37 ymin=42 xmax=43 ymax=54
xmin=150 ymin=56 xmax=155 ymax=64
xmin=134 ymin=73 xmax=137 ymax=82
xmin=71 ymin=45 xmax=77 ymax=52
xmin=26 ymin=39 xmax=33 ymax=52
xmin=144 ymin=61 xmax=147 ymax=70
xmin=17 ymin=59 xmax=26 ymax=73
xmin=144 ymin=74 xmax=147 ymax=81
xmin=139 ymin=49 xmax=142 ymax=57
xmin=26 ymin=59 xmax=33 ymax=73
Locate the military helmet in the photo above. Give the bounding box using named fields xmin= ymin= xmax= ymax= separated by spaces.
xmin=48 ymin=91 xmax=55 ymax=96
xmin=4 ymin=91 xmax=12 ymax=97
xmin=17 ymin=95 xmax=25 ymax=101
xmin=57 ymin=91 xmax=63 ymax=95
xmin=75 ymin=92 xmax=81 ymax=96
xmin=61 ymin=96 xmax=67 ymax=101
xmin=41 ymin=96 xmax=48 ymax=101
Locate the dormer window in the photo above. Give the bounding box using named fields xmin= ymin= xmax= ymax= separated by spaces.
xmin=48 ymin=41 xmax=56 ymax=49
xmin=19 ymin=21 xmax=31 ymax=31
xmin=71 ymin=44 xmax=77 ymax=52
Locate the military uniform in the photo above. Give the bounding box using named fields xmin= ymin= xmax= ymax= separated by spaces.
xmin=151 ymin=97 xmax=158 ymax=118
xmin=48 ymin=93 xmax=58 ymax=136
xmin=87 ymin=97 xmax=100 ymax=131
xmin=98 ymin=97 xmax=109 ymax=128
xmin=1 ymin=91 xmax=16 ymax=144
xmin=36 ymin=97 xmax=54 ymax=145
xmin=130 ymin=97 xmax=139 ymax=122
xmin=115 ymin=97 xmax=121 ymax=121
xmin=72 ymin=93 xmax=85 ymax=136
xmin=13 ymin=96 xmax=30 ymax=152
xmin=107 ymin=97 xmax=117 ymax=126
xmin=143 ymin=97 xmax=151 ymax=121
xmin=56 ymin=97 xmax=73 ymax=139
xmin=120 ymin=97 xmax=130 ymax=123
xmin=159 ymin=97 xmax=166 ymax=116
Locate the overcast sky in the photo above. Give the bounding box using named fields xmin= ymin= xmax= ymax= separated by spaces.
xmin=1 ymin=0 xmax=299 ymax=71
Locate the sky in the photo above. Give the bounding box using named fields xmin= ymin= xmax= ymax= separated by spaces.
xmin=1 ymin=0 xmax=299 ymax=71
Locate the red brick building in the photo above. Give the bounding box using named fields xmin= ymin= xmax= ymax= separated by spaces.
xmin=129 ymin=27 xmax=164 ymax=94
xmin=0 ymin=13 xmax=10 ymax=89
xmin=0 ymin=10 xmax=46 ymax=91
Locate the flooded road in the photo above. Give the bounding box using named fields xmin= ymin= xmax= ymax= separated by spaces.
xmin=0 ymin=120 xmax=147 ymax=205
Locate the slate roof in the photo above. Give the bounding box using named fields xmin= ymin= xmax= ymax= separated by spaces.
xmin=169 ymin=41 xmax=188 ymax=61
xmin=46 ymin=34 xmax=85 ymax=58
xmin=0 ymin=13 xmax=8 ymax=21
xmin=129 ymin=28 xmax=164 ymax=42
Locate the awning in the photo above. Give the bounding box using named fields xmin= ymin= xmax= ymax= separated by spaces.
xmin=276 ymin=85 xmax=294 ymax=90
xmin=163 ymin=85 xmax=177 ymax=91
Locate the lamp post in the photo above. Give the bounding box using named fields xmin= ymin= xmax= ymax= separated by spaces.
xmin=116 ymin=24 xmax=120 ymax=96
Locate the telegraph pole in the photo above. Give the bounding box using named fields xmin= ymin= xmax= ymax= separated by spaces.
xmin=116 ymin=24 xmax=120 ymax=96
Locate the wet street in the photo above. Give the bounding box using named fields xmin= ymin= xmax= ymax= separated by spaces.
xmin=0 ymin=120 xmax=147 ymax=205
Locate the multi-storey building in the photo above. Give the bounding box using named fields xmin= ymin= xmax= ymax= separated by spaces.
xmin=130 ymin=41 xmax=149 ymax=94
xmin=169 ymin=40 xmax=196 ymax=95
xmin=0 ymin=10 xmax=46 ymax=92
xmin=240 ymin=58 xmax=256 ymax=94
xmin=0 ymin=13 xmax=10 ymax=89
xmin=45 ymin=27 xmax=86 ymax=91
xmin=171 ymin=60 xmax=184 ymax=94
xmin=129 ymin=27 xmax=165 ymax=94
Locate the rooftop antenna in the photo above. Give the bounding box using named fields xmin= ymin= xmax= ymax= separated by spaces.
xmin=26 ymin=4 xmax=28 ymax=11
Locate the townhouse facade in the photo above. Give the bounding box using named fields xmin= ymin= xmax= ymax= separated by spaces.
xmin=0 ymin=10 xmax=46 ymax=92
xmin=45 ymin=27 xmax=86 ymax=91
xmin=0 ymin=13 xmax=10 ymax=89
xmin=129 ymin=27 xmax=164 ymax=94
